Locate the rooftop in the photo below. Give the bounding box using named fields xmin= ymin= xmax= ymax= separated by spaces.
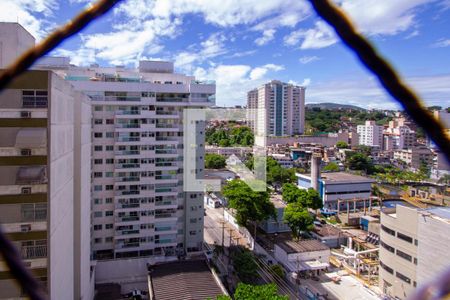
xmin=270 ymin=193 xmax=287 ymax=208
xmin=313 ymin=224 xmax=345 ymax=237
xmin=149 ymin=259 xmax=225 ymax=300
xmin=297 ymin=172 xmax=375 ymax=184
xmin=276 ymin=239 xmax=330 ymax=254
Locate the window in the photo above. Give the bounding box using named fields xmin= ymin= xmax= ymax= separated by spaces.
xmin=189 ymin=230 xmax=196 ymax=236
xmin=397 ymin=232 xmax=413 ymax=243
xmin=105 ymin=172 xmax=114 ymax=178
xmin=94 ymin=198 xmax=102 ymax=205
xmin=105 ymin=185 xmax=114 ymax=191
xmin=94 ymin=159 xmax=103 ymax=165
xmin=94 ymin=172 xmax=103 ymax=178
xmin=94 ymin=145 xmax=103 ymax=151
xmin=105 ymin=224 xmax=113 ymax=229
xmin=396 ymin=249 xmax=412 ymax=262
xmin=94 ymin=238 xmax=102 ymax=244
xmin=93 ymin=225 xmax=102 ymax=231
xmin=105 ymin=211 xmax=113 ymax=216
xmin=94 ymin=132 xmax=103 ymax=138
xmin=105 ymin=237 xmax=113 ymax=243
xmin=94 ymin=119 xmax=103 ymax=124
xmin=106 ymin=132 xmax=114 ymax=138
xmin=105 ymin=145 xmax=114 ymax=151
xmin=106 ymin=158 xmax=114 ymax=164
xmin=106 ymin=119 xmax=114 ymax=124
xmin=94 ymin=106 xmax=102 ymax=111
xmin=396 ymin=272 xmax=411 ymax=284
xmin=380 ymin=241 xmax=395 ymax=253
xmin=380 ymin=261 xmax=393 ymax=274
xmin=94 ymin=185 xmax=102 ymax=191
xmin=94 ymin=212 xmax=102 ymax=218
xmin=381 ymin=225 xmax=395 ymax=236
xmin=190 ymin=218 xmax=197 ymax=224
xmin=22 ymin=90 xmax=48 ymax=108
xmin=105 ymin=197 xmax=113 ymax=203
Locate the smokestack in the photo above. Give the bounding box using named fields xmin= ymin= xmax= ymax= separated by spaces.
xmin=311 ymin=154 xmax=322 ymax=191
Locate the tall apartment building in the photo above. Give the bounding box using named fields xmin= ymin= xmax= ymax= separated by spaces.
xmin=0 ymin=69 xmax=93 ymax=299
xmin=36 ymin=57 xmax=215 ymax=261
xmin=379 ymin=205 xmax=450 ymax=299
xmin=247 ymin=80 xmax=305 ymax=136
xmin=383 ymin=119 xmax=416 ymax=151
xmin=357 ymin=120 xmax=383 ymax=147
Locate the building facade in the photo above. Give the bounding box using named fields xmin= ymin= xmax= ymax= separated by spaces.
xmin=0 ymin=70 xmax=93 ymax=300
xmin=379 ymin=205 xmax=450 ymax=300
xmin=393 ymin=146 xmax=434 ymax=170
xmin=357 ymin=120 xmax=383 ymax=147
xmin=247 ymin=80 xmax=305 ymax=136
xmin=36 ymin=57 xmax=215 ymax=261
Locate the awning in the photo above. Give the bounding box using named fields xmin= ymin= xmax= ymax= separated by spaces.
xmin=16 ymin=166 xmax=47 ymax=184
xmin=299 ymin=260 xmax=329 ymax=271
xmin=15 ymin=128 xmax=47 ymax=148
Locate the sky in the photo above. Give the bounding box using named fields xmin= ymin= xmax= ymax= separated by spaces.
xmin=1 ymin=0 xmax=450 ymax=109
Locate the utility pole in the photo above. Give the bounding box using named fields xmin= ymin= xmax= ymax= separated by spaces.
xmin=221 ymin=206 xmax=225 ymax=248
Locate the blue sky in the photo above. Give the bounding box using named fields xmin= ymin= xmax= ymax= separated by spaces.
xmin=2 ymin=0 xmax=450 ymax=109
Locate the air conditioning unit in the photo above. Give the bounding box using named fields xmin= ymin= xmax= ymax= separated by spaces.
xmin=20 ymin=111 xmax=32 ymax=118
xmin=21 ymin=224 xmax=31 ymax=232
xmin=21 ymin=187 xmax=32 ymax=194
xmin=21 ymin=149 xmax=32 ymax=156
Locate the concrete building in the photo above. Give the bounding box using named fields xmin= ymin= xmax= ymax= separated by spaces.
xmin=269 ymin=153 xmax=294 ymax=168
xmin=35 ymin=56 xmax=215 ymax=262
xmin=0 ymin=70 xmax=93 ymax=299
xmin=274 ymin=239 xmax=330 ymax=276
xmin=0 ymin=23 xmax=35 ymax=68
xmin=383 ymin=121 xmax=416 ymax=152
xmin=297 ymin=171 xmax=375 ymax=211
xmin=379 ymin=205 xmax=450 ymax=299
xmin=393 ymin=145 xmax=434 ymax=169
xmin=205 ymin=145 xmax=252 ymax=158
xmin=247 ymin=80 xmax=305 ymax=136
xmin=259 ymin=194 xmax=290 ymax=234
xmin=357 ymin=120 xmax=383 ymax=147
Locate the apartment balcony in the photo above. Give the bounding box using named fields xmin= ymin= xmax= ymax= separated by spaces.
xmin=154 ymin=226 xmax=177 ymax=234
xmin=1 ymin=221 xmax=46 ymax=233
xmin=115 ymin=176 xmax=140 ymax=183
xmin=155 ymin=110 xmax=180 ymax=119
xmin=115 ymin=190 xmax=140 ymax=197
xmin=0 ymin=108 xmax=47 ymax=119
xmin=0 ymin=204 xmax=47 ymax=224
xmin=114 ymin=150 xmax=141 ymax=158
xmin=114 ymin=110 xmax=141 ymax=119
xmin=115 ymin=137 xmax=141 ymax=146
xmin=155 ymin=136 xmax=181 ymax=142
xmin=114 ymin=163 xmax=140 ymax=170
xmin=115 ymin=202 xmax=141 ymax=210
xmin=115 ymin=229 xmax=141 ymax=239
xmin=154 ymin=163 xmax=179 ymax=171
xmin=0 ymin=245 xmax=47 ymax=272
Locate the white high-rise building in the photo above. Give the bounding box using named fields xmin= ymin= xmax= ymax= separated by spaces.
xmin=0 ymin=23 xmax=93 ymax=300
xmin=357 ymin=120 xmax=383 ymax=147
xmin=36 ymin=57 xmax=215 ymax=261
xmin=247 ymin=80 xmax=305 ymax=136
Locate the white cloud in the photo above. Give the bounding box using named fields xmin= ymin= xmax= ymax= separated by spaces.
xmin=432 ymin=38 xmax=450 ymax=48
xmin=299 ymin=55 xmax=320 ymax=64
xmin=226 ymin=50 xmax=257 ymax=58
xmin=0 ymin=0 xmax=58 ymax=40
xmin=283 ymin=21 xmax=337 ymax=49
xmin=254 ymin=29 xmax=276 ymax=46
xmin=288 ymin=79 xmax=311 ymax=87
xmin=194 ymin=63 xmax=285 ymax=106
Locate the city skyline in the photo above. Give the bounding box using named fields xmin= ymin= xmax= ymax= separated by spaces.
xmin=1 ymin=0 xmax=449 ymax=109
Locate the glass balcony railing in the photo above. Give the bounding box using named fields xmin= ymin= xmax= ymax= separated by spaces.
xmin=115 ymin=150 xmax=140 ymax=155
xmin=21 ymin=245 xmax=47 ymax=259
xmin=116 ymin=137 xmax=140 ymax=142
xmin=116 ymin=216 xmax=139 ymax=222
xmin=116 ymin=229 xmax=140 ymax=235
xmin=116 ymin=203 xmax=140 ymax=209
xmin=115 ymin=176 xmax=140 ymax=182
xmin=115 ymin=163 xmax=140 ymax=169
xmin=115 ymin=190 xmax=140 ymax=196
xmin=155 ymin=213 xmax=176 ymax=219
xmin=115 ymin=110 xmax=140 ymax=115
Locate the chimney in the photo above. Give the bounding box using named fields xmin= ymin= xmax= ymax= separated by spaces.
xmin=311 ymin=153 xmax=322 ymax=191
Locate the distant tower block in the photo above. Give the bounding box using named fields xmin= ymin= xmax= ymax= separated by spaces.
xmin=311 ymin=154 xmax=322 ymax=191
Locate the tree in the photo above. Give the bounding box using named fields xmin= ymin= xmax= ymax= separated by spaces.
xmin=205 ymin=153 xmax=226 ymax=169
xmin=323 ymin=162 xmax=339 ymax=172
xmin=282 ymin=183 xmax=301 ymax=204
xmin=283 ymin=203 xmax=314 ymax=239
xmin=305 ymin=188 xmax=323 ymax=210
xmin=233 ymin=283 xmax=289 ymax=300
xmin=336 ymin=141 xmax=348 ymax=149
xmin=223 ymin=180 xmax=276 ymax=228
xmin=418 ymin=161 xmax=431 ymax=179
xmin=346 ymin=152 xmax=373 ymax=173
xmin=232 ymin=248 xmax=259 ymax=283
xmin=269 ymin=264 xmax=285 ymax=279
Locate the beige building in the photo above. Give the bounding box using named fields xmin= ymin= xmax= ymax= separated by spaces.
xmin=379 ymin=205 xmax=450 ymax=299
xmin=357 ymin=120 xmax=383 ymax=147
xmin=393 ymin=145 xmax=433 ymax=169
xmin=247 ymin=80 xmax=305 ymax=136
xmin=0 ymin=69 xmax=93 ymax=299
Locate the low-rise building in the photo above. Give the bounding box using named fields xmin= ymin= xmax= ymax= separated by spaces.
xmin=393 ymin=146 xmax=433 ymax=169
xmin=259 ymin=194 xmax=290 ymax=234
xmin=379 ymin=205 xmax=450 ymax=299
xmin=205 ymin=145 xmax=252 ymax=158
xmin=297 ymin=172 xmax=375 ymax=210
xmin=310 ymin=224 xmax=347 ymax=248
xmin=274 ymin=239 xmax=330 ymax=276
xmin=269 ymin=153 xmax=294 ymax=168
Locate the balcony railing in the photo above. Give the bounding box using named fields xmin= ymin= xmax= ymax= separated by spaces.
xmin=116 ymin=229 xmax=140 ymax=235
xmin=116 ymin=203 xmax=140 ymax=209
xmin=21 ymin=209 xmax=47 ymax=222
xmin=115 ymin=150 xmax=140 ymax=155
xmin=116 ymin=137 xmax=140 ymax=142
xmin=115 ymin=176 xmax=140 ymax=182
xmin=115 ymin=110 xmax=140 ymax=115
xmin=115 ymin=163 xmax=140 ymax=169
xmin=115 ymin=124 xmax=140 ymax=129
xmin=155 ymin=213 xmax=176 ymax=219
xmin=116 ymin=216 xmax=139 ymax=222
xmin=21 ymin=245 xmax=47 ymax=260
xmin=115 ymin=190 xmax=140 ymax=196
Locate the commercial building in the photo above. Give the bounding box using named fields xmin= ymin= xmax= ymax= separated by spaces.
xmin=0 ymin=69 xmax=93 ymax=299
xmin=379 ymin=205 xmax=450 ymax=299
xmin=247 ymin=80 xmax=305 ymax=136
xmin=393 ymin=145 xmax=434 ymax=170
xmin=357 ymin=120 xmax=383 ymax=147
xmin=297 ymin=171 xmax=375 ymax=211
xmin=35 ymin=56 xmax=215 ymax=261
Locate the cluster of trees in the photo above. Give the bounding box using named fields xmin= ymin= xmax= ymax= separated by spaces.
xmin=231 ymin=247 xmax=259 ymax=283
xmin=205 ymin=153 xmax=227 ymax=169
xmin=282 ymin=184 xmax=322 ymax=239
xmin=305 ymin=107 xmax=392 ymax=134
xmin=245 ymin=156 xmax=296 ymax=186
xmin=206 ymin=125 xmax=254 ymax=147
xmin=215 ymin=283 xmax=288 ymax=300
xmin=222 ymin=179 xmax=276 ymax=230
